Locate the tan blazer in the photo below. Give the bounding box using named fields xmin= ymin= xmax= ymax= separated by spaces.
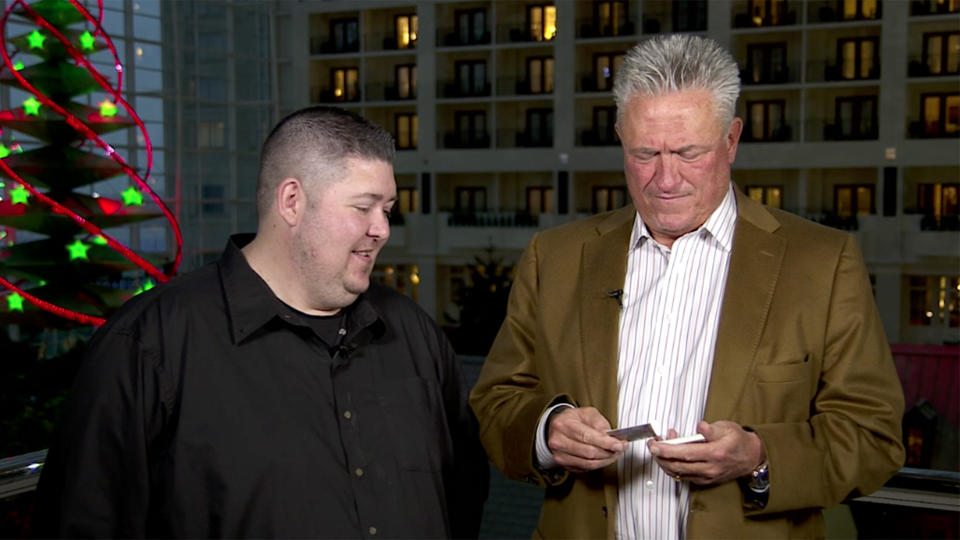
xmin=470 ymin=189 xmax=905 ymax=539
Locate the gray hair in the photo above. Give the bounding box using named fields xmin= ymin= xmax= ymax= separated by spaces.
xmin=613 ymin=34 xmax=741 ymax=128
xmin=256 ymin=106 xmax=395 ymax=217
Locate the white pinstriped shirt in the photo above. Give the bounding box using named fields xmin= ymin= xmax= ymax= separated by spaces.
xmin=615 ymin=185 xmax=737 ymax=539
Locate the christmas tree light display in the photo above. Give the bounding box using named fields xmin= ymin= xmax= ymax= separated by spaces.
xmin=0 ymin=0 xmax=182 ymax=327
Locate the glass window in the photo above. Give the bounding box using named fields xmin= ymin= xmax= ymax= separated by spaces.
xmin=595 ymin=1 xmax=627 ymax=36
xmin=908 ymin=276 xmax=960 ymax=327
xmin=397 ymin=187 xmax=419 ymax=214
xmin=330 ymin=18 xmax=359 ymax=52
xmin=395 ymin=113 xmax=418 ymax=149
xmin=834 ymin=184 xmax=874 ymax=217
xmin=456 ymin=60 xmax=486 ymax=96
xmin=395 ymin=64 xmax=417 ymax=99
xmin=332 ymin=67 xmax=359 ymax=101
xmin=835 ymin=96 xmax=877 ymax=139
xmin=527 ymin=57 xmax=554 ymax=94
xmin=526 ymin=186 xmax=554 ymax=214
xmin=838 ymin=37 xmax=877 ymax=80
xmin=528 ymin=5 xmax=557 ymax=41
xmin=922 ymin=93 xmax=960 ymax=136
xmin=456 ymin=8 xmax=486 ymax=45
xmin=592 ymin=186 xmax=627 ymax=213
xmin=746 ymin=185 xmax=783 ymax=208
xmin=455 ymin=186 xmax=486 ymax=212
xmin=395 ymin=14 xmax=418 ymax=49
xmin=593 ymin=52 xmax=624 ymax=91
xmin=746 ymin=42 xmax=787 ymax=84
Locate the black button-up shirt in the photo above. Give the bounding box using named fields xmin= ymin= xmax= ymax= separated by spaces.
xmin=35 ymin=235 xmax=488 ymax=538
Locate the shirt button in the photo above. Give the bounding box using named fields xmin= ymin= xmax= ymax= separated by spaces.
xmin=368 ymin=526 xmax=377 ymax=535
xmin=354 ymin=467 xmax=364 ymax=478
xmin=338 ymin=328 xmax=347 ymax=336
xmin=343 ymin=410 xmax=352 ymax=420
xmin=645 ymin=480 xmax=654 ymax=490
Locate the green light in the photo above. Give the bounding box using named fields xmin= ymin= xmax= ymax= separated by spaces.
xmin=80 ymin=31 xmax=96 ymax=51
xmin=66 ymin=239 xmax=90 ymax=261
xmin=99 ymin=99 xmax=118 ymax=118
xmin=92 ymin=235 xmax=108 ymax=245
xmin=27 ymin=30 xmax=46 ymax=50
xmin=135 ymin=280 xmax=155 ymax=295
xmin=7 ymin=293 xmax=24 ymax=312
xmin=0 ymin=145 xmax=10 ymax=159
xmin=13 ymin=61 xmax=24 ymax=71
xmin=10 ymin=185 xmax=30 ymax=205
xmin=121 ymin=186 xmax=144 ymax=206
xmin=22 ymin=97 xmax=41 ymax=116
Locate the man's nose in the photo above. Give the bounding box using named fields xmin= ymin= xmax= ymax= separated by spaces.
xmin=655 ymin=155 xmax=681 ymax=189
xmin=368 ymin=210 xmax=390 ymax=239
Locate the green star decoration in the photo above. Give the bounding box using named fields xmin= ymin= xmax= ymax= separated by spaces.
xmin=92 ymin=235 xmax=108 ymax=245
xmin=7 ymin=293 xmax=24 ymax=312
xmin=22 ymin=97 xmax=41 ymax=116
xmin=121 ymin=186 xmax=144 ymax=206
xmin=0 ymin=145 xmax=9 ymax=159
xmin=13 ymin=61 xmax=23 ymax=71
xmin=99 ymin=99 xmax=118 ymax=118
xmin=66 ymin=239 xmax=90 ymax=261
xmin=135 ymin=280 xmax=155 ymax=295
xmin=10 ymin=185 xmax=30 ymax=205
xmin=27 ymin=30 xmax=46 ymax=49
xmin=80 ymin=31 xmax=96 ymax=50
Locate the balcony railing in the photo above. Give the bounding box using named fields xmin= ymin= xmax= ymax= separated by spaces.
xmin=911 ymin=0 xmax=960 ymax=15
xmin=311 ymin=86 xmax=361 ymax=104
xmin=576 ymin=18 xmax=635 ymax=39
xmin=733 ymin=9 xmax=798 ymax=28
xmin=495 ymin=128 xmax=553 ymax=149
xmin=309 ymin=37 xmax=359 ymax=55
xmin=437 ymin=80 xmax=492 ymax=99
xmin=497 ymin=24 xmax=556 ymax=44
xmin=908 ymin=58 xmax=959 ymax=78
xmin=439 ymin=131 xmax=491 ymax=149
xmin=807 ymin=0 xmax=882 ymax=23
xmin=364 ymin=82 xmax=416 ymax=102
xmin=445 ymin=210 xmax=539 ymax=228
xmin=435 ymin=27 xmax=491 ymax=47
xmin=908 ymin=120 xmax=960 ymax=139
xmin=739 ymin=64 xmax=798 ymax=85
xmin=578 ymin=129 xmax=619 ymax=146
xmin=740 ymin=124 xmax=793 ymax=143
xmin=496 ymin=76 xmax=554 ymax=97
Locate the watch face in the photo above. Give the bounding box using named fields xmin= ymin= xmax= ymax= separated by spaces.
xmin=749 ymin=463 xmax=770 ymax=492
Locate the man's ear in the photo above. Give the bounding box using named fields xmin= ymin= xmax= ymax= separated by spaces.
xmin=276 ymin=177 xmax=305 ymax=227
xmin=726 ymin=117 xmax=744 ymax=164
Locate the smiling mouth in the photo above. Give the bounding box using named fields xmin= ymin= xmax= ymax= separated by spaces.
xmin=352 ymin=249 xmax=376 ymax=261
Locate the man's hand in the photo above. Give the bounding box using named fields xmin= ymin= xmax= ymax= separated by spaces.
xmin=647 ymin=420 xmax=765 ymax=486
xmin=547 ymin=407 xmax=626 ymax=473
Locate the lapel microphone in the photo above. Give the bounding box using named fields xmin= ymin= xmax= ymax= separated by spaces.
xmin=606 ymin=289 xmax=623 ymax=308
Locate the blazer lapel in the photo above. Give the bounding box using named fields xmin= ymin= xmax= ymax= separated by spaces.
xmin=578 ymin=207 xmax=634 ymax=419
xmin=703 ymin=192 xmax=787 ymax=421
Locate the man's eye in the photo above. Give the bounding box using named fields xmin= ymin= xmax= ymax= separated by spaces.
xmin=355 ymin=206 xmax=370 ymax=213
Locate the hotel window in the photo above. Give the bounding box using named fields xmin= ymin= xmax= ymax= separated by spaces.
xmin=527 ymin=186 xmax=554 ymax=215
xmin=834 ymin=184 xmax=874 ymax=217
xmin=397 ymin=187 xmax=419 ymax=214
xmin=593 ymin=106 xmax=618 ymax=144
xmin=525 ymin=108 xmax=553 ymax=146
xmin=395 ymin=14 xmax=418 ymax=49
xmin=908 ymin=275 xmax=960 ymax=327
xmin=455 ymin=110 xmax=487 ymax=146
xmin=528 ymin=4 xmax=557 ymax=41
xmin=455 ymin=60 xmax=486 ymax=96
xmin=749 ymin=0 xmax=787 ymax=26
xmin=917 ymin=183 xmax=960 ymax=217
xmin=395 ymin=113 xmax=418 ymax=150
xmin=674 ymin=0 xmax=707 ymax=31
xmin=746 ymin=185 xmax=783 ymax=208
xmin=746 ymin=100 xmax=785 ymax=141
xmin=455 ymin=8 xmax=487 ymax=45
xmin=395 ymin=64 xmax=417 ymax=99
xmin=593 ymin=186 xmax=627 ymax=213
xmin=924 ymin=32 xmax=960 ymax=75
xmin=594 ymin=52 xmax=625 ymax=91
xmin=746 ymin=42 xmax=787 ymax=84
xmin=837 ymin=37 xmax=878 ymax=80
xmin=201 ymin=184 xmax=225 ymax=216
xmin=331 ymin=67 xmax=359 ymax=101
xmin=527 ymin=57 xmax=555 ymax=94
xmin=921 ymin=93 xmax=960 ymax=136
xmin=595 ymin=1 xmax=627 ymax=36
xmin=330 ymin=18 xmax=359 ymax=52
xmin=835 ymin=96 xmax=877 ymax=139
xmin=455 ymin=186 xmax=487 ymax=212
xmin=842 ymin=0 xmax=878 ymax=19
xmin=197 ymin=121 xmax=225 ymax=147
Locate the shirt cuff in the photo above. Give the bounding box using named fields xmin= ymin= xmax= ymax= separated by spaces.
xmin=535 ymin=403 xmax=575 ymax=470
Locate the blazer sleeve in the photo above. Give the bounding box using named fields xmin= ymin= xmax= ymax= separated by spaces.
xmin=750 ymin=234 xmax=905 ymax=514
xmin=469 ymin=233 xmax=575 ymax=487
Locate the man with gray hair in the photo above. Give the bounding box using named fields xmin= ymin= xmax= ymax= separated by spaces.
xmin=37 ymin=106 xmax=488 ymax=538
xmin=471 ymin=35 xmax=903 ymax=538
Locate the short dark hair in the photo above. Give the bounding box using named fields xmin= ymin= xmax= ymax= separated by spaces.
xmin=256 ymin=106 xmax=395 ymax=218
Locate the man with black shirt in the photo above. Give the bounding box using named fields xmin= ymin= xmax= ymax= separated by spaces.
xmin=36 ymin=106 xmax=488 ymax=538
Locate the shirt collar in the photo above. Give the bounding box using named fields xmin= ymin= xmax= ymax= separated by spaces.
xmin=629 ymin=182 xmax=738 ymax=253
xmin=219 ymin=234 xmax=383 ymax=345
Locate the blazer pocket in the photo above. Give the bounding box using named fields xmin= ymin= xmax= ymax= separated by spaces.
xmin=750 ymin=357 xmax=813 ymax=421
xmin=754 ymin=358 xmax=810 ymax=383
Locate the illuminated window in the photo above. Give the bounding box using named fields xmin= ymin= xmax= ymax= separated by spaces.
xmin=837 ymin=37 xmax=878 ymax=80
xmin=746 ymin=185 xmax=783 ymax=209
xmin=917 ymin=183 xmax=960 ymax=218
xmin=746 ymin=42 xmax=787 ymax=84
xmin=397 ymin=187 xmax=419 ymax=214
xmin=374 ymin=264 xmax=420 ymax=301
xmin=330 ymin=18 xmax=359 ymax=52
xmin=593 ymin=52 xmax=624 ymax=91
xmin=527 ymin=186 xmax=554 ymax=215
xmin=455 ymin=186 xmax=486 ymax=212
xmin=908 ymin=275 xmax=960 ymax=327
xmin=527 ymin=57 xmax=554 ymax=94
xmin=835 ymin=96 xmax=877 ymax=139
xmin=924 ymin=32 xmax=960 ymax=75
xmin=595 ymin=1 xmax=627 ymax=36
xmin=395 ymin=64 xmax=417 ymax=99
xmin=834 ymin=184 xmax=874 ymax=217
xmin=528 ymin=4 xmax=557 ymax=41
xmin=395 ymin=14 xmax=418 ymax=49
xmin=749 ymin=0 xmax=787 ymax=26
xmin=197 ymin=121 xmax=224 ymax=147
xmin=331 ymin=67 xmax=359 ymax=101
xmin=455 ymin=60 xmax=486 ymax=96
xmin=921 ymin=93 xmax=960 ymax=136
xmin=395 ymin=113 xmax=418 ymax=150
xmin=746 ymin=100 xmax=785 ymax=141
xmin=455 ymin=8 xmax=487 ymax=45
xmin=592 ymin=186 xmax=627 ymax=213
xmin=842 ymin=0 xmax=878 ymax=19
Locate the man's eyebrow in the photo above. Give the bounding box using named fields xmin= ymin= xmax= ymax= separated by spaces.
xmin=349 ymin=192 xmax=394 ymax=201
